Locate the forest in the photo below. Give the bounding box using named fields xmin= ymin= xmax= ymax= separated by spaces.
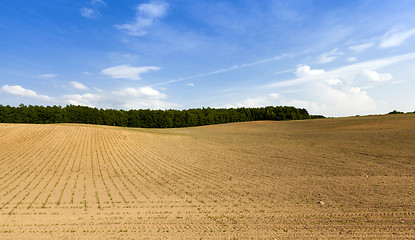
xmin=0 ymin=104 xmax=323 ymax=128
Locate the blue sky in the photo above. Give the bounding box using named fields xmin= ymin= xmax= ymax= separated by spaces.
xmin=1 ymin=0 xmax=415 ymax=116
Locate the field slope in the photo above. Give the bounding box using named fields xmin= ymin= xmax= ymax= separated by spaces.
xmin=0 ymin=114 xmax=414 ymax=239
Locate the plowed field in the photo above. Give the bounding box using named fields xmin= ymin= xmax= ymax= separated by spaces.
xmin=0 ymin=114 xmax=414 ymax=239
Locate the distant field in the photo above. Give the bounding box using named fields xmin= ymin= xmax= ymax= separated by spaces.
xmin=0 ymin=114 xmax=414 ymax=239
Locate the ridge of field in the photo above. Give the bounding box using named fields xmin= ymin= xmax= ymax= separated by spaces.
xmin=0 ymin=114 xmax=414 ymax=239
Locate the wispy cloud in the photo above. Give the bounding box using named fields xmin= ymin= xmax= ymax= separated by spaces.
xmin=80 ymin=0 xmax=106 ymax=19
xmin=91 ymin=0 xmax=106 ymax=6
xmin=347 ymin=57 xmax=357 ymax=62
xmin=80 ymin=7 xmax=99 ymax=19
xmin=379 ymin=28 xmax=415 ymax=48
xmin=274 ymin=68 xmax=295 ymax=75
xmin=317 ymin=48 xmax=342 ymax=64
xmin=115 ymin=1 xmax=168 ymax=36
xmin=39 ymin=73 xmax=57 ymax=78
xmin=2 ymin=85 xmax=52 ymax=101
xmin=101 ymin=65 xmax=160 ymax=80
xmin=349 ymin=42 xmax=374 ymax=52
xmin=155 ymin=54 xmax=289 ymax=86
xmin=70 ymin=81 xmax=89 ymax=90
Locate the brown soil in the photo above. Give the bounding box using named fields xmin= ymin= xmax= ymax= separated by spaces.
xmin=0 ymin=114 xmax=414 ymax=239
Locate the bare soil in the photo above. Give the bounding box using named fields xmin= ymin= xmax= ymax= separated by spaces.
xmin=0 ymin=114 xmax=414 ymax=239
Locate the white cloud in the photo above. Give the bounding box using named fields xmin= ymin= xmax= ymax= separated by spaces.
xmin=347 ymin=57 xmax=357 ymax=62
xmin=82 ymin=71 xmax=92 ymax=75
xmin=228 ymin=79 xmax=375 ymax=116
xmin=138 ymin=1 xmax=168 ymax=18
xmin=380 ymin=28 xmax=415 ymax=48
xmin=313 ymin=85 xmax=376 ymax=116
xmin=39 ymin=73 xmax=57 ymax=78
xmin=318 ymin=48 xmax=341 ymax=64
xmin=269 ymin=52 xmax=415 ymax=88
xmin=2 ymin=85 xmax=52 ymax=101
xmin=269 ymin=93 xmax=279 ymax=99
xmin=326 ymin=78 xmax=342 ymax=86
xmin=113 ymin=87 xmax=179 ymax=109
xmin=187 ymin=82 xmax=194 ymax=87
xmin=101 ymin=65 xmax=160 ymax=80
xmin=279 ymin=80 xmax=376 ymax=117
xmin=264 ymin=53 xmax=415 ymax=116
xmin=363 ymin=70 xmax=393 ymax=82
xmin=112 ymin=86 xmax=165 ymax=99
xmin=295 ymin=65 xmax=325 ymax=77
xmin=285 ymin=100 xmax=328 ymax=115
xmin=80 ymin=8 xmax=99 ymax=19
xmin=70 ymin=81 xmax=89 ymax=90
xmin=349 ymin=42 xmax=374 ymax=52
xmin=115 ymin=1 xmax=168 ymax=36
xmin=62 ymin=86 xmax=179 ymax=110
xmin=321 ymin=85 xmax=376 ymax=115
xmin=62 ymin=93 xmax=100 ymax=107
xmin=233 ymin=93 xmax=280 ymax=108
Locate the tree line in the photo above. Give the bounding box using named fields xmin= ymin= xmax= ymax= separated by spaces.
xmin=388 ymin=110 xmax=415 ymax=114
xmin=0 ymin=104 xmax=323 ymax=128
